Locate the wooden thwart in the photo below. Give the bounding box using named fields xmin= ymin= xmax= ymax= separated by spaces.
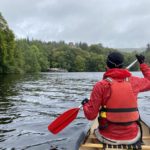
xmin=81 ymin=143 xmax=103 ymax=148
xmin=143 ymin=136 xmax=150 ymax=140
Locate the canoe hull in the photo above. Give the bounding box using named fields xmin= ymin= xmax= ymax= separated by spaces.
xmin=79 ymin=119 xmax=150 ymax=150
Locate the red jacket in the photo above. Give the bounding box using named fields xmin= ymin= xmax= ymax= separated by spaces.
xmin=83 ymin=63 xmax=150 ymax=140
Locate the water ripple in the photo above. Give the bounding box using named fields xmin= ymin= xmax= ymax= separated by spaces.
xmin=0 ymin=72 xmax=150 ymax=149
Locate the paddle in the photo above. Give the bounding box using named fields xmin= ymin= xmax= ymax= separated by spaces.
xmin=48 ymin=105 xmax=82 ymax=134
xmin=126 ymin=59 xmax=137 ymax=69
xmin=48 ymin=59 xmax=137 ymax=134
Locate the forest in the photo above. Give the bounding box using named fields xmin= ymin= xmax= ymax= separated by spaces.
xmin=0 ymin=12 xmax=150 ymax=74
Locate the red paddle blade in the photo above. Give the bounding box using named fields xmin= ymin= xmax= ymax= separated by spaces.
xmin=48 ymin=107 xmax=80 ymax=134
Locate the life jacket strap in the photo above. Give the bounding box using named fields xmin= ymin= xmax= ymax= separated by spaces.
xmin=100 ymin=107 xmax=138 ymax=113
xmin=99 ymin=107 xmax=139 ymax=126
xmin=105 ymin=107 xmax=138 ymax=113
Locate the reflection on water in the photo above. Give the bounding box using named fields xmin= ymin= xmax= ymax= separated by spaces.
xmin=0 ymin=72 xmax=150 ymax=150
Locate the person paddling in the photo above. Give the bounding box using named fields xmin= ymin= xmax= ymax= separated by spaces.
xmin=82 ymin=52 xmax=150 ymax=145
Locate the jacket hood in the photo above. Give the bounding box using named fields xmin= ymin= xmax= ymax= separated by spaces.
xmin=103 ymin=68 xmax=132 ymax=79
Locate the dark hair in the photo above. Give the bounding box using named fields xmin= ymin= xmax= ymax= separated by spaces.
xmin=107 ymin=52 xmax=124 ymax=68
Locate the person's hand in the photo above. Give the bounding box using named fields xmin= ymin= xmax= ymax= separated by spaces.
xmin=81 ymin=98 xmax=89 ymax=105
xmin=136 ymin=54 xmax=145 ymax=64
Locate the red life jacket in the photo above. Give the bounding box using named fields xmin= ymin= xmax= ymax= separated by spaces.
xmin=100 ymin=77 xmax=139 ymax=123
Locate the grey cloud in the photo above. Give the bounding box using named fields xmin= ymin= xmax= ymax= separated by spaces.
xmin=0 ymin=0 xmax=150 ymax=48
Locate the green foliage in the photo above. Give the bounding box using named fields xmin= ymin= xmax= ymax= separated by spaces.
xmin=145 ymin=43 xmax=150 ymax=65
xmin=78 ymin=42 xmax=88 ymax=50
xmin=0 ymin=13 xmax=15 ymax=73
xmin=0 ymin=12 xmax=149 ymax=74
xmin=15 ymin=39 xmax=49 ymax=73
xmin=89 ymin=44 xmax=102 ymax=54
xmin=74 ymin=55 xmax=85 ymax=71
xmin=146 ymin=43 xmax=150 ymax=52
xmin=85 ymin=53 xmax=105 ymax=71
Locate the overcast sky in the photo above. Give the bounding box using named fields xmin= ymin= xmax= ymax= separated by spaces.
xmin=0 ymin=0 xmax=150 ymax=48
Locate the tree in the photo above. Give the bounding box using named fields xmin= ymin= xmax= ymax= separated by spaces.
xmin=79 ymin=42 xmax=88 ymax=50
xmin=0 ymin=11 xmax=144 ymax=73
xmin=146 ymin=43 xmax=150 ymax=52
xmin=0 ymin=13 xmax=15 ymax=73
xmin=14 ymin=40 xmax=25 ymax=73
xmin=74 ymin=55 xmax=85 ymax=71
xmin=25 ymin=45 xmax=41 ymax=73
xmin=89 ymin=44 xmax=103 ymax=54
xmin=85 ymin=53 xmax=105 ymax=71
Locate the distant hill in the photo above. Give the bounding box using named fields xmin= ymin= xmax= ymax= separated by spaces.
xmin=116 ymin=48 xmax=146 ymax=53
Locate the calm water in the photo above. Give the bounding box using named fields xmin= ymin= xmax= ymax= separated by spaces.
xmin=0 ymin=72 xmax=150 ymax=150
